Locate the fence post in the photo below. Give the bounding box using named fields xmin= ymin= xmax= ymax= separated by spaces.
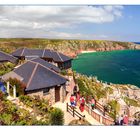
xmin=100 ymin=115 xmax=103 ymax=124
xmin=13 ymin=85 xmax=16 ymax=98
xmin=89 ymin=104 xmax=92 ymax=115
xmin=66 ymin=103 xmax=68 ymax=112
xmin=7 ymin=81 xmax=10 ymax=96
xmin=73 ymin=107 xmax=75 ymax=117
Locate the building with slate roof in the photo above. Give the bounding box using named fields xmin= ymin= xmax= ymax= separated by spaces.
xmin=2 ymin=60 xmax=68 ymax=103
xmin=0 ymin=51 xmax=18 ymax=64
xmin=30 ymin=58 xmax=61 ymax=73
xmin=11 ymin=48 xmax=72 ymax=70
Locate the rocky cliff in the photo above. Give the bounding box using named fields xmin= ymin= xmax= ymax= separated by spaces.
xmin=0 ymin=39 xmax=140 ymax=57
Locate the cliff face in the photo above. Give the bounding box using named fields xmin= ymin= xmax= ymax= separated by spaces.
xmin=0 ymin=39 xmax=140 ymax=57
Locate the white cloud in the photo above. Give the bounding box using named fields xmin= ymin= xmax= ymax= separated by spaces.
xmin=0 ymin=6 xmax=124 ymax=38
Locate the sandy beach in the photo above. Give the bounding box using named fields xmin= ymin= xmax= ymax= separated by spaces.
xmin=81 ymin=50 xmax=96 ymax=53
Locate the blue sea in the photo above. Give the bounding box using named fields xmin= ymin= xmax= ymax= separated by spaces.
xmin=134 ymin=42 xmax=140 ymax=45
xmin=72 ymin=50 xmax=140 ymax=87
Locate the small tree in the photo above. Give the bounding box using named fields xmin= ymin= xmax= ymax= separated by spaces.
xmin=8 ymin=78 xmax=26 ymax=97
xmin=50 ymin=108 xmax=64 ymax=125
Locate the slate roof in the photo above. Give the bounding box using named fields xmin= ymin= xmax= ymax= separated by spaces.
xmin=0 ymin=51 xmax=18 ymax=63
xmin=11 ymin=48 xmax=72 ymax=63
xmin=2 ymin=60 xmax=67 ymax=92
xmin=30 ymin=58 xmax=60 ymax=73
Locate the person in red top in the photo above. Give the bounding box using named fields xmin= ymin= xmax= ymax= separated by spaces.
xmin=123 ymin=115 xmax=129 ymax=125
xmin=79 ymin=96 xmax=85 ymax=112
xmin=70 ymin=95 xmax=76 ymax=107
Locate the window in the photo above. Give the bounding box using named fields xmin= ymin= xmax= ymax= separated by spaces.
xmin=43 ymin=88 xmax=49 ymax=96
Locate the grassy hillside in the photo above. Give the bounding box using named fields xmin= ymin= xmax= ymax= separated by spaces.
xmin=0 ymin=38 xmax=138 ymax=57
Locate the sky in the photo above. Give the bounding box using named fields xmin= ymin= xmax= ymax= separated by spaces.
xmin=0 ymin=5 xmax=140 ymax=42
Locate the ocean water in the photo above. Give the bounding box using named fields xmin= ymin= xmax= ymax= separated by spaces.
xmin=134 ymin=42 xmax=140 ymax=45
xmin=72 ymin=50 xmax=140 ymax=87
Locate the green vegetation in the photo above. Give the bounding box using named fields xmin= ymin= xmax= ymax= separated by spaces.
xmin=107 ymin=100 xmax=120 ymax=120
xmin=0 ymin=92 xmax=64 ymax=125
xmin=19 ymin=95 xmax=64 ymax=125
xmin=0 ymin=92 xmax=47 ymax=125
xmin=60 ymin=70 xmax=67 ymax=76
xmin=0 ymin=62 xmax=15 ymax=76
xmin=69 ymin=119 xmax=91 ymax=125
xmin=8 ymin=78 xmax=26 ymax=97
xmin=124 ymin=96 xmax=140 ymax=107
xmin=19 ymin=95 xmax=50 ymax=115
xmin=0 ymin=38 xmax=135 ymax=56
xmin=76 ymin=74 xmax=113 ymax=101
xmin=50 ymin=108 xmax=64 ymax=125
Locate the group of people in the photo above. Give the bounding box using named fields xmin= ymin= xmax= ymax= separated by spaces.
xmin=69 ymin=85 xmax=85 ymax=112
xmin=70 ymin=92 xmax=86 ymax=112
xmin=115 ymin=114 xmax=129 ymax=125
xmin=70 ymin=85 xmax=97 ymax=112
xmin=115 ymin=114 xmax=140 ymax=125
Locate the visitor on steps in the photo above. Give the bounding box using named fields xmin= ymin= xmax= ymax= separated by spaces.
xmin=73 ymin=85 xmax=77 ymax=96
xmin=90 ymin=97 xmax=95 ymax=110
xmin=70 ymin=95 xmax=76 ymax=107
xmin=79 ymin=96 xmax=85 ymax=112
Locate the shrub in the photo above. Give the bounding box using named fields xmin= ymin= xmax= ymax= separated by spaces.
xmin=107 ymin=100 xmax=120 ymax=120
xmin=8 ymin=78 xmax=26 ymax=97
xmin=76 ymin=74 xmax=109 ymax=101
xmin=124 ymin=97 xmax=140 ymax=107
xmin=50 ymin=108 xmax=64 ymax=125
xmin=60 ymin=70 xmax=67 ymax=76
xmin=0 ymin=62 xmax=15 ymax=76
xmin=69 ymin=119 xmax=91 ymax=125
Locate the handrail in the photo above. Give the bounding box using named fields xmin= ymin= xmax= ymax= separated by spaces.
xmin=93 ymin=101 xmax=114 ymax=119
xmin=74 ymin=109 xmax=85 ymax=118
xmin=85 ymin=103 xmax=114 ymax=125
xmin=66 ymin=103 xmax=85 ymax=119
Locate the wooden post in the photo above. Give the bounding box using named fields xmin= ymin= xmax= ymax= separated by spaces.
xmin=7 ymin=81 xmax=10 ymax=95
xmin=89 ymin=104 xmax=92 ymax=115
xmin=100 ymin=115 xmax=103 ymax=124
xmin=13 ymin=85 xmax=16 ymax=98
xmin=66 ymin=103 xmax=68 ymax=112
xmin=73 ymin=107 xmax=75 ymax=117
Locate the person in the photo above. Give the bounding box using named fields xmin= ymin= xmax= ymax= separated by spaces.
xmin=73 ymin=85 xmax=77 ymax=96
xmin=79 ymin=96 xmax=85 ymax=112
xmin=90 ymin=97 xmax=95 ymax=110
xmin=123 ymin=115 xmax=129 ymax=125
xmin=103 ymin=105 xmax=108 ymax=116
xmin=70 ymin=95 xmax=76 ymax=107
xmin=76 ymin=91 xmax=80 ymax=102
xmin=115 ymin=118 xmax=119 ymax=125
xmin=133 ymin=119 xmax=139 ymax=125
xmin=118 ymin=115 xmax=123 ymax=125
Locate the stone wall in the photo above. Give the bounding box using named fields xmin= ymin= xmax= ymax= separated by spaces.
xmin=28 ymin=87 xmax=55 ymax=104
xmin=60 ymin=85 xmax=66 ymax=103
xmin=27 ymin=85 xmax=67 ymax=104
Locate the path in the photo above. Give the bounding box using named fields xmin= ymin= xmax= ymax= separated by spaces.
xmin=53 ymin=94 xmax=102 ymax=125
